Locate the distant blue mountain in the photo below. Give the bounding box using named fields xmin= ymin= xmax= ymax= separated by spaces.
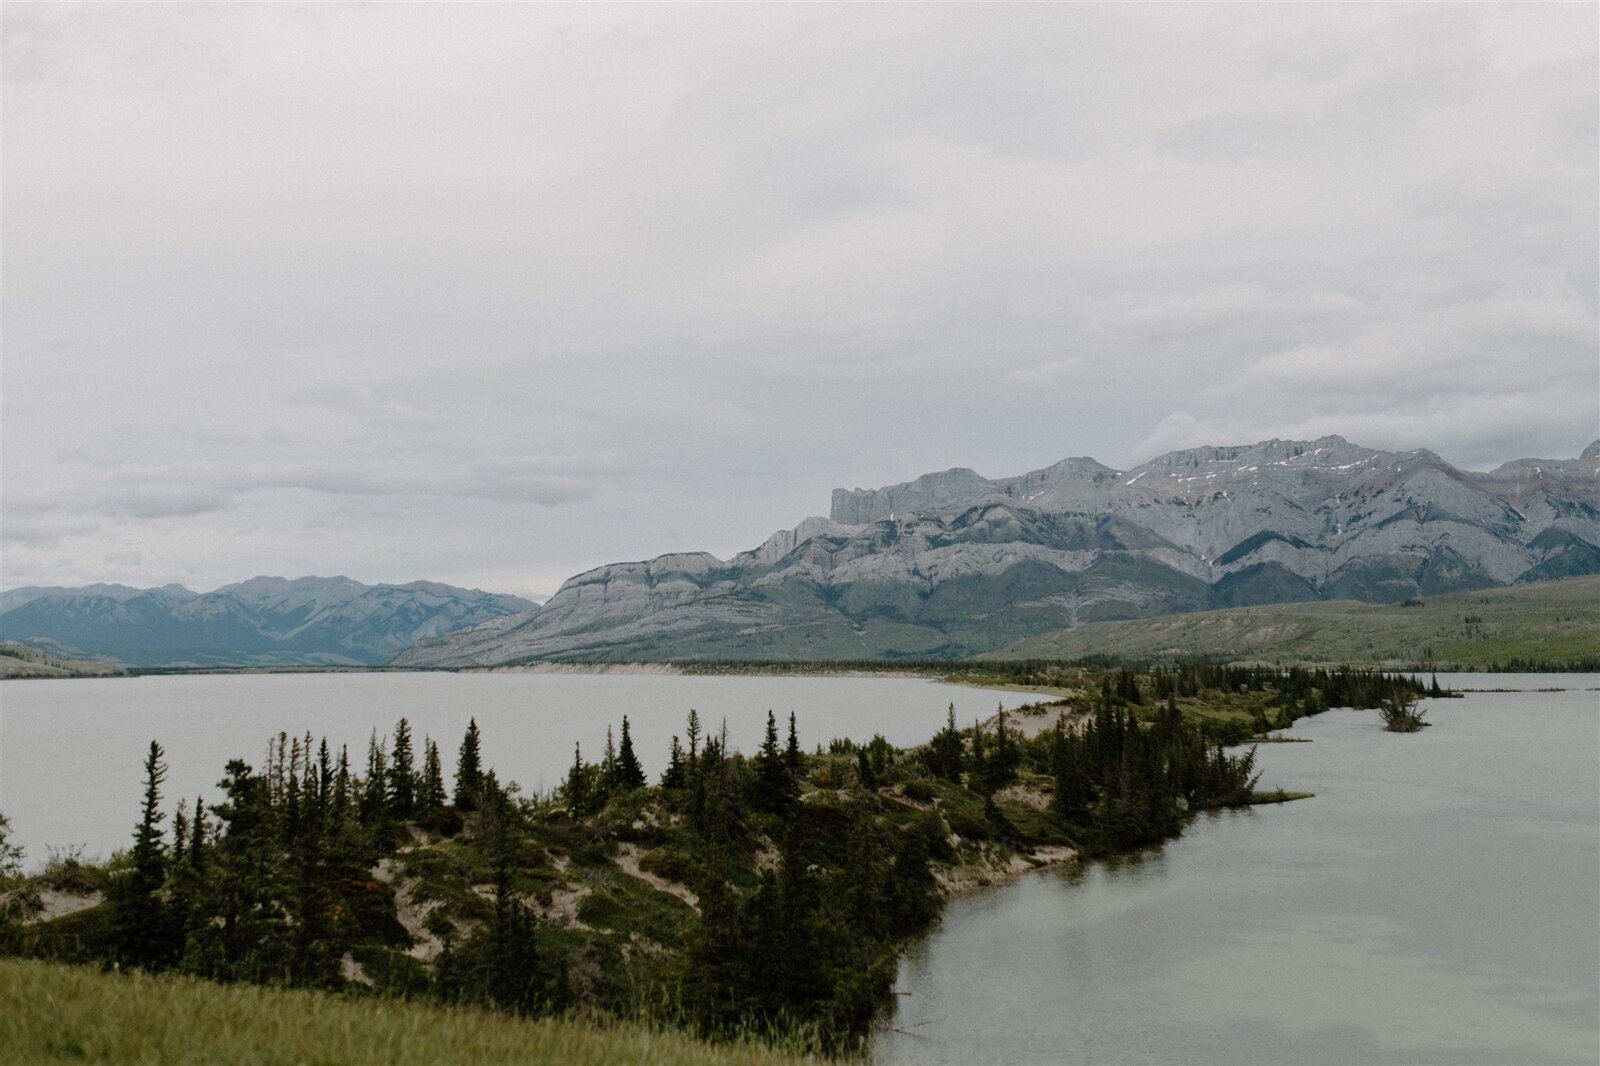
xmin=0 ymin=576 xmax=538 ymax=667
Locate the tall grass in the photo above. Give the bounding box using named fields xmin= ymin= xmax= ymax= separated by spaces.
xmin=0 ymin=958 xmax=809 ymax=1065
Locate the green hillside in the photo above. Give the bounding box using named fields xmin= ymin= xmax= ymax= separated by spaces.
xmin=997 ymin=576 xmax=1600 ymax=668
xmin=0 ymin=643 xmax=126 ymax=679
xmin=0 ymin=957 xmax=802 ymax=1066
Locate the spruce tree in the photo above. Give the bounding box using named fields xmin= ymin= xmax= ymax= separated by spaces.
xmin=455 ymin=718 xmax=483 ymax=811
xmin=662 ymin=736 xmax=686 ymax=789
xmin=753 ymin=710 xmax=795 ymax=813
xmin=421 ymin=739 xmax=446 ymax=811
xmin=358 ymin=731 xmax=389 ymax=828
xmin=563 ymin=742 xmax=591 ymax=816
xmin=599 ymin=726 xmax=618 ymax=798
xmin=111 ymin=740 xmax=175 ymax=970
xmin=784 ymin=712 xmax=803 ymax=778
xmin=685 ymin=709 xmax=702 ymax=769
xmin=333 ymin=745 xmax=352 ymax=820
xmin=927 ymin=704 xmax=964 ymax=781
xmin=616 ymin=716 xmax=646 ymax=791
xmin=389 ymin=718 xmax=416 ymax=819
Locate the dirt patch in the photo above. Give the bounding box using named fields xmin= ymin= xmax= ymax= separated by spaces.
xmin=614 ymin=843 xmax=699 ymax=911
xmin=9 ymin=888 xmax=104 ymax=925
xmin=340 ymin=952 xmax=373 ymax=987
xmin=371 ymin=858 xmax=448 ymax=962
xmin=995 ymin=781 xmax=1053 ymax=812
xmin=984 ymin=701 xmax=1086 ymax=740
xmin=933 ymin=843 xmax=1077 ymax=896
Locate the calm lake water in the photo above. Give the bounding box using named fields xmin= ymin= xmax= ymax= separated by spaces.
xmin=0 ymin=671 xmax=1032 ymax=864
xmin=873 ymin=675 xmax=1600 ymax=1065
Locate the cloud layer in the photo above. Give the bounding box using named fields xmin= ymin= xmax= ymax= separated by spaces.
xmin=3 ymin=4 xmax=1595 ymax=597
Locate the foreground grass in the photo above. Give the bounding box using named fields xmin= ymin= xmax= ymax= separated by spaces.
xmin=0 ymin=958 xmax=808 ymax=1066
xmin=997 ymin=576 xmax=1600 ymax=669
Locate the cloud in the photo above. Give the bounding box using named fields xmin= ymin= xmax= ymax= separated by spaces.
xmin=0 ymin=4 xmax=1593 ymax=593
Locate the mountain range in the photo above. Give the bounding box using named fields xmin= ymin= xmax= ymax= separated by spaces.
xmin=0 ymin=576 xmax=538 ymax=667
xmin=393 ymin=435 xmax=1600 ymax=666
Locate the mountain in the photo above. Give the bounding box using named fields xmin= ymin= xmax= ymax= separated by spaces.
xmin=393 ymin=436 xmax=1600 ymax=667
xmin=0 ymin=577 xmax=538 ymax=667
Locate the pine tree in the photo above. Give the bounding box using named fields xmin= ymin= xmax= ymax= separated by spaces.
xmin=333 ymin=745 xmax=352 ymax=820
xmin=784 ymin=712 xmax=803 ymax=778
xmin=389 ymin=718 xmax=416 ymax=819
xmin=358 ymin=731 xmax=389 ymax=828
xmin=484 ymin=791 xmax=541 ymax=1014
xmin=315 ymin=739 xmax=333 ymax=830
xmin=599 ymin=726 xmax=618 ymax=797
xmin=616 ymin=716 xmax=646 ymax=791
xmin=420 ymin=739 xmax=446 ymax=812
xmin=753 ymin=711 xmax=795 ymax=813
xmin=927 ymin=704 xmax=964 ymax=781
xmin=455 ymin=718 xmax=483 ymax=811
xmin=111 ymin=740 xmax=175 ymax=970
xmin=685 ymin=709 xmax=702 ymax=769
xmin=662 ymin=736 xmax=686 ymax=790
xmin=563 ymin=742 xmax=591 ymax=816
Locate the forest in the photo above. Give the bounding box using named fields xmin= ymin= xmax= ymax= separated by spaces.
xmin=0 ymin=664 xmax=1432 ymax=1055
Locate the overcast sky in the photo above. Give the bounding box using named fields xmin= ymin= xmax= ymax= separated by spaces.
xmin=3 ymin=3 xmax=1595 ymax=599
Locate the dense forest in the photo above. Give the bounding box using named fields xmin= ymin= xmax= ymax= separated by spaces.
xmin=0 ymin=664 xmax=1432 ymax=1055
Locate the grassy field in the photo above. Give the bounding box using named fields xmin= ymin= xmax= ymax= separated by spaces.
xmin=998 ymin=576 xmax=1600 ymax=668
xmin=0 ymin=957 xmax=806 ymax=1066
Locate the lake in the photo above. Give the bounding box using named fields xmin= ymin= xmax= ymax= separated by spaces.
xmin=0 ymin=671 xmax=1033 ymax=864
xmin=872 ymin=675 xmax=1600 ymax=1065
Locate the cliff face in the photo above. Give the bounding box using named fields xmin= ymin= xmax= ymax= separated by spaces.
xmin=393 ymin=436 xmax=1600 ymax=666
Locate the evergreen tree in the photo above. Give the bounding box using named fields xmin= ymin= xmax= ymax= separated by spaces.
xmin=784 ymin=712 xmax=803 ymax=778
xmin=598 ymin=726 xmax=619 ymax=799
xmin=685 ymin=709 xmax=702 ymax=769
xmin=358 ymin=731 xmax=389 ymax=829
xmin=0 ymin=811 xmax=22 ymax=885
xmin=389 ymin=718 xmax=416 ymax=819
xmin=563 ymin=742 xmax=592 ymax=816
xmin=753 ymin=711 xmax=796 ymax=813
xmin=455 ymin=718 xmax=483 ymax=811
xmin=111 ymin=740 xmax=176 ymax=970
xmin=483 ymin=790 xmax=541 ymax=1014
xmin=616 ymin=716 xmax=646 ymax=791
xmin=420 ymin=739 xmax=446 ymax=811
xmin=661 ymin=736 xmax=686 ymax=790
xmin=182 ymin=759 xmax=289 ymax=983
xmin=333 ymin=745 xmax=352 ymax=820
xmin=927 ymin=704 xmax=964 ymax=781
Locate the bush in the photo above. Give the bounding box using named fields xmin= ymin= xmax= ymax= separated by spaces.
xmin=943 ymin=809 xmax=988 ymax=841
xmin=901 ymin=780 xmax=934 ymax=803
xmin=638 ymin=848 xmax=689 ymax=885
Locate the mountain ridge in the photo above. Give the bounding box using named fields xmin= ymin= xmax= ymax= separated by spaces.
xmin=392 ymin=436 xmax=1600 ymax=666
xmin=0 ymin=576 xmax=538 ymax=667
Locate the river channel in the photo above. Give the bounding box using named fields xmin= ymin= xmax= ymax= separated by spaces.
xmin=872 ymin=676 xmax=1600 ymax=1065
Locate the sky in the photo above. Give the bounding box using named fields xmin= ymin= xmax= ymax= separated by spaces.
xmin=3 ymin=3 xmax=1596 ymax=600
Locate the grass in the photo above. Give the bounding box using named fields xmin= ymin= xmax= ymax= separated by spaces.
xmin=0 ymin=957 xmax=809 ymax=1066
xmin=996 ymin=576 xmax=1600 ymax=669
